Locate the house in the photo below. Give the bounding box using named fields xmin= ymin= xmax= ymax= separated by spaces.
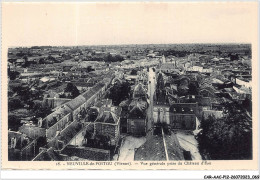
xmin=133 ymin=83 xmax=147 ymax=100
xmin=8 ymin=131 xmax=37 ymax=161
xmin=202 ymin=110 xmax=224 ymax=119
xmin=169 ymin=103 xmax=197 ymax=130
xmin=43 ymin=104 xmax=73 ymax=140
xmin=199 ymin=85 xmax=220 ymax=98
xmin=32 ymin=147 xmax=62 ymax=161
xmin=16 ymin=59 xmax=25 ymax=66
xmin=65 ymin=95 xmax=87 ymax=122
xmin=236 ymin=77 xmax=252 ymax=89
xmin=119 ymin=99 xmax=132 ymax=134
xmin=160 ymin=63 xmax=179 ymax=74
xmin=198 ymin=97 xmax=211 ymax=110
xmin=127 ymin=100 xmax=147 ymax=136
xmin=63 ymin=65 xmax=73 ymax=72
xmin=94 ymin=105 xmax=122 ymax=146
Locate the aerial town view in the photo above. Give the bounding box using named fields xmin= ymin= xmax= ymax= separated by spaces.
xmin=7 ymin=44 xmax=252 ymax=161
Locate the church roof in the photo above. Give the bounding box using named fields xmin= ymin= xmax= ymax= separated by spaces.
xmin=128 ymin=100 xmax=147 ymax=119
xmin=133 ymin=83 xmax=147 ymax=98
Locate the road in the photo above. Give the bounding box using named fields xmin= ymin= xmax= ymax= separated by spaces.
xmin=146 ymin=67 xmax=156 ymax=131
xmin=175 ymin=131 xmax=202 ymax=160
xmin=118 ymin=136 xmax=146 ymax=161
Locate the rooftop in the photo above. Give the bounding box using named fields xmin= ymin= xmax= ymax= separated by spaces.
xmin=134 ymin=135 xmax=166 ymax=161
xmin=128 ymin=100 xmax=147 ymax=119
xmin=96 ymin=106 xmax=121 ymax=124
xmin=165 ymin=133 xmax=185 ymax=160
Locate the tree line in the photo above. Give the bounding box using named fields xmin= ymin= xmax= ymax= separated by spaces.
xmin=197 ymin=101 xmax=252 ymax=160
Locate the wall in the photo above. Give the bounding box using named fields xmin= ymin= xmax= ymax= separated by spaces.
xmin=203 ymin=110 xmax=224 ymax=119
xmin=19 ymin=125 xmax=46 ymax=139
xmin=153 ymin=110 xmax=158 ymax=123
xmin=59 ymin=120 xmax=79 ymax=143
xmin=95 ymin=123 xmax=118 ymax=145
xmin=43 ymin=98 xmax=71 ymax=109
xmin=20 ymin=139 xmax=37 ymax=161
xmin=72 ymin=106 xmax=82 ymax=121
xmin=32 ymin=148 xmax=47 ymax=161
xmin=46 ymin=120 xmax=79 ymax=149
xmin=170 ymin=114 xmax=196 ymax=130
xmin=46 ymin=113 xmax=72 ymax=140
xmin=127 ymin=118 xmax=146 ymax=136
xmin=69 ymin=123 xmax=94 ymax=146
xmin=153 ymin=107 xmax=170 ymax=124
xmin=170 ymin=103 xmax=199 ymax=115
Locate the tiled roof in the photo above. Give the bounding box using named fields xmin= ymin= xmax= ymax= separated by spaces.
xmin=81 ymin=81 xmax=104 ymax=100
xmin=82 ymin=89 xmax=96 ymax=101
xmin=160 ymin=63 xmax=175 ymax=70
xmin=133 ymin=83 xmax=147 ymax=98
xmin=134 ymin=135 xmax=166 ymax=161
xmin=96 ymin=107 xmax=121 ymax=124
xmin=94 ymin=99 xmax=112 ymax=108
xmin=200 ymin=85 xmax=219 ymax=95
xmin=33 ymin=147 xmax=62 ymax=161
xmin=165 ymin=133 xmax=185 ymax=160
xmin=42 ymin=104 xmax=73 ymax=128
xmin=197 ymin=97 xmax=212 ymax=106
xmin=65 ymin=95 xmax=86 ymax=111
xmin=128 ymin=100 xmax=147 ymax=119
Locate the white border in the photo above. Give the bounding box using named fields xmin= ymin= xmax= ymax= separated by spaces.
xmin=1 ymin=0 xmax=259 ymax=179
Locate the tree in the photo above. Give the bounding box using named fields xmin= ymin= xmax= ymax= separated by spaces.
xmin=84 ymin=131 xmax=92 ymax=140
xmin=35 ymin=136 xmax=47 ymax=154
xmin=8 ymin=70 xmax=20 ymax=80
xmin=108 ymin=81 xmax=131 ymax=105
xmin=39 ymin=58 xmax=45 ymax=64
xmin=104 ymin=53 xmax=124 ymax=62
xmin=197 ymin=102 xmax=252 ymax=160
xmin=86 ymin=66 xmax=94 ymax=72
xmin=114 ymin=55 xmax=124 ymax=62
xmin=64 ymin=83 xmax=80 ymax=98
xmin=242 ymin=97 xmax=252 ymax=113
xmin=94 ymin=134 xmax=111 ymax=149
xmin=11 ymin=85 xmax=31 ymax=103
xmin=188 ymin=82 xmax=199 ymax=95
xmin=35 ymin=105 xmax=52 ymax=118
xmin=228 ymin=53 xmax=239 ymax=61
xmin=8 ymin=115 xmax=21 ymax=131
xmin=105 ymin=53 xmax=113 ymax=62
xmin=130 ymin=69 xmax=138 ymax=75
xmin=8 ymin=98 xmax=23 ymax=111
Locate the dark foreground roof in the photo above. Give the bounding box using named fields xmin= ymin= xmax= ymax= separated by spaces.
xmin=134 ymin=135 xmax=166 ymax=161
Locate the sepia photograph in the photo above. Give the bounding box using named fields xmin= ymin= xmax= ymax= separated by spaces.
xmin=1 ymin=1 xmax=259 ymax=171
xmin=6 ymin=44 xmax=253 ymax=162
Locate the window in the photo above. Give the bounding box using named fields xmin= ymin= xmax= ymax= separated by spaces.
xmin=131 ymin=121 xmax=134 ymax=126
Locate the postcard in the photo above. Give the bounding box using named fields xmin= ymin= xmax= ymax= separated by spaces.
xmin=1 ymin=2 xmax=259 ymax=171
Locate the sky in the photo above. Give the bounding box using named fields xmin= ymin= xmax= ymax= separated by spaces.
xmin=2 ymin=2 xmax=258 ymax=46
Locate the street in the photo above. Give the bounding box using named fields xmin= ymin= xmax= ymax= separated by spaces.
xmin=118 ymin=136 xmax=146 ymax=161
xmin=146 ymin=67 xmax=156 ymax=131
